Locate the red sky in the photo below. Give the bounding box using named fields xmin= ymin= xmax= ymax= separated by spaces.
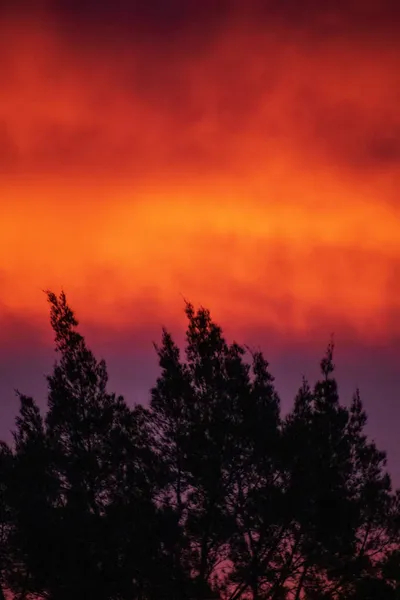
xmin=0 ymin=1 xmax=399 ymax=476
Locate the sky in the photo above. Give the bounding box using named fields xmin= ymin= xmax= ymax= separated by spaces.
xmin=0 ymin=1 xmax=399 ymax=478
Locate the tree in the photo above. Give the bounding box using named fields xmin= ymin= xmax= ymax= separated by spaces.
xmin=150 ymin=303 xmax=265 ymax=599
xmin=6 ymin=292 xmax=172 ymax=600
xmin=280 ymin=344 xmax=398 ymax=600
xmin=150 ymin=304 xmax=289 ymax=600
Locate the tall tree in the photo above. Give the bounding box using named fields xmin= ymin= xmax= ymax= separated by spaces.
xmin=151 ymin=303 xmax=261 ymax=599
xmin=7 ymin=292 xmax=171 ymax=600
xmin=44 ymin=290 xmax=175 ymax=599
xmin=280 ymin=344 xmax=398 ymax=600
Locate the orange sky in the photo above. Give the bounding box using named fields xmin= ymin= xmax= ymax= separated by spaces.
xmin=0 ymin=1 xmax=399 ymax=344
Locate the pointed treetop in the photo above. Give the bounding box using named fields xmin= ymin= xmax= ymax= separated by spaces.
xmin=45 ymin=290 xmax=82 ymax=353
xmin=320 ymin=336 xmax=335 ymax=380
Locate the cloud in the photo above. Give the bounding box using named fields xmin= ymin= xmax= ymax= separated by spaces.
xmin=0 ymin=0 xmax=399 ymax=182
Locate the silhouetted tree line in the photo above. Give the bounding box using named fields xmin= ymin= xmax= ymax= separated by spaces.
xmin=0 ymin=291 xmax=399 ymax=600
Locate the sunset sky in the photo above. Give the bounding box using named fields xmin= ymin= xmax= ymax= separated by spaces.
xmin=0 ymin=1 xmax=399 ymax=478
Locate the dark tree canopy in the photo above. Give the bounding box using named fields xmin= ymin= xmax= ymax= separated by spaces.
xmin=0 ymin=291 xmax=398 ymax=600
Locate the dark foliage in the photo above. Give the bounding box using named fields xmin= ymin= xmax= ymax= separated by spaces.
xmin=0 ymin=292 xmax=398 ymax=599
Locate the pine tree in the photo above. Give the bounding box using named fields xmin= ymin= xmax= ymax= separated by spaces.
xmin=281 ymin=344 xmax=398 ymax=600
xmin=151 ymin=303 xmax=257 ymax=599
xmin=8 ymin=292 xmax=170 ymax=599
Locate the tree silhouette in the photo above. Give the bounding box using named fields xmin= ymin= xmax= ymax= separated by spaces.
xmin=150 ymin=303 xmax=252 ymax=598
xmin=280 ymin=347 xmax=399 ymax=600
xmin=0 ymin=292 xmax=398 ymax=600
xmin=3 ymin=292 xmax=177 ymax=600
